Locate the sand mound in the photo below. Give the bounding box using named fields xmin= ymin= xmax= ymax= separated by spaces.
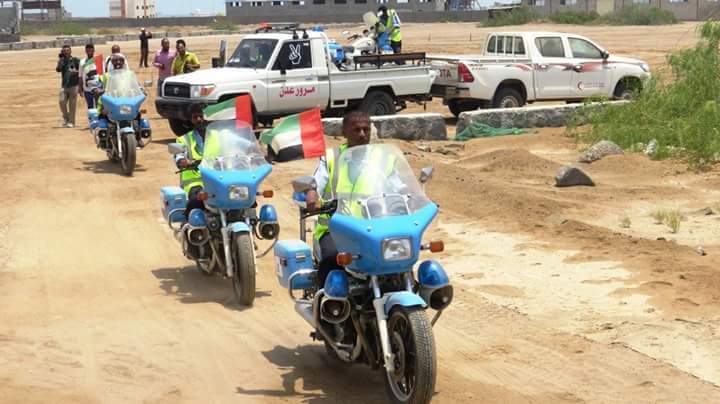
xmin=459 ymin=149 xmax=560 ymax=174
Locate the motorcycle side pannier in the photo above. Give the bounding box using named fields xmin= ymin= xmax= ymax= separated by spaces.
xmin=161 ymin=186 xmax=187 ymax=223
xmin=274 ymin=240 xmax=315 ymax=290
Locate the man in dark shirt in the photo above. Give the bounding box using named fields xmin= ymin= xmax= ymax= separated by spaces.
xmin=139 ymin=28 xmax=152 ymax=68
xmin=55 ymin=45 xmax=80 ymax=128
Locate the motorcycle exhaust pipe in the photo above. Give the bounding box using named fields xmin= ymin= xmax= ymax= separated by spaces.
xmin=187 ymin=226 xmax=210 ymax=246
xmin=320 ymin=297 xmax=351 ymax=324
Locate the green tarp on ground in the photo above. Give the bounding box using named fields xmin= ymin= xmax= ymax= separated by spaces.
xmin=455 ymin=122 xmax=524 ymax=141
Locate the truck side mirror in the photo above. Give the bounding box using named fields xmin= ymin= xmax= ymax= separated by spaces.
xmin=602 ymin=51 xmax=609 ymax=60
xmin=219 ymin=39 xmax=227 ymax=67
xmin=292 ymin=176 xmax=317 ymax=193
xmin=168 ymin=142 xmax=187 ymax=155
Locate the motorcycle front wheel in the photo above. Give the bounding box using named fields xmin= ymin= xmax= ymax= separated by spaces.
xmin=383 ymin=307 xmax=436 ymax=404
xmin=120 ymin=135 xmax=136 ymax=176
xmin=232 ymin=233 xmax=255 ymax=306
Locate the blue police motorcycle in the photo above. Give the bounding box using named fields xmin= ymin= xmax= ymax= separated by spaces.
xmin=274 ymin=144 xmax=452 ymax=404
xmin=88 ymin=69 xmax=151 ymax=176
xmin=162 ymin=120 xmax=279 ymax=306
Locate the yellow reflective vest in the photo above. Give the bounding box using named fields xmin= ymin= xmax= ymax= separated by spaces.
xmin=314 ymin=145 xmax=395 ymax=240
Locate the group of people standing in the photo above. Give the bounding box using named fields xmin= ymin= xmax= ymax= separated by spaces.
xmin=56 ymin=29 xmax=201 ymax=128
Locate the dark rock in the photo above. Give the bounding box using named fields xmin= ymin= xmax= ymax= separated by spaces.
xmin=555 ymin=165 xmax=595 ymax=187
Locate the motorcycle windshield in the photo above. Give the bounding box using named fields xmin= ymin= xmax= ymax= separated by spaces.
xmin=104 ymin=69 xmax=143 ymax=98
xmin=200 ymin=120 xmax=268 ymax=171
xmin=334 ymin=144 xmax=431 ymax=220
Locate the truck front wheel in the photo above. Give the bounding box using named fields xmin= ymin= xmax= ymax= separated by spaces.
xmin=360 ymin=90 xmax=396 ymax=116
xmin=168 ymin=119 xmax=193 ymax=137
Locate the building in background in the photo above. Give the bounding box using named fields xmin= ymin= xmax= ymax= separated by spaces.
xmin=17 ymin=0 xmax=67 ymax=20
xmin=109 ymin=0 xmax=157 ymax=19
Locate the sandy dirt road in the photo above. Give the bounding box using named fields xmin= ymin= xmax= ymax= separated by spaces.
xmin=1 ymin=23 xmax=719 ymax=403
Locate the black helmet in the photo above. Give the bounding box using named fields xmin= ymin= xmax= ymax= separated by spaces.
xmin=377 ymin=5 xmax=387 ymax=14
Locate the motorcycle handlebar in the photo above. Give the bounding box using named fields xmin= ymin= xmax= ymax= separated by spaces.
xmin=175 ymin=160 xmax=201 ymax=174
xmin=300 ymin=200 xmax=337 ymax=219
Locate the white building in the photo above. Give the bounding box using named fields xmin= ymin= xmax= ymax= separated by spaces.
xmin=109 ymin=0 xmax=157 ymax=19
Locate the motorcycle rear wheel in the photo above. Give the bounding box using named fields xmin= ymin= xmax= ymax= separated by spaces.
xmin=120 ymin=135 xmax=136 ymax=176
xmin=383 ymin=307 xmax=436 ymax=404
xmin=232 ymin=233 xmax=256 ymax=306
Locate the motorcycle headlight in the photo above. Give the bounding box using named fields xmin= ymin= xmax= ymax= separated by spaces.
xmin=228 ymin=185 xmax=249 ymax=200
xmin=382 ymin=237 xmax=412 ymax=262
xmin=190 ymin=84 xmax=216 ymax=98
xmin=119 ymin=105 xmax=133 ymax=115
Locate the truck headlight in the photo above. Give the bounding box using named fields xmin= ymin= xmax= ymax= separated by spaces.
xmin=119 ymin=105 xmax=133 ymax=115
xmin=640 ymin=63 xmax=650 ymax=73
xmin=229 ymin=185 xmax=249 ymax=200
xmin=190 ymin=84 xmax=216 ymax=98
xmin=382 ymin=237 xmax=412 ymax=261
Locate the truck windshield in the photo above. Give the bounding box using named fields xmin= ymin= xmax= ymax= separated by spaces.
xmin=226 ymin=38 xmax=278 ymax=69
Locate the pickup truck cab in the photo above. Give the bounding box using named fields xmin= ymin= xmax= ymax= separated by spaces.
xmin=430 ymin=32 xmax=651 ymax=116
xmin=156 ymin=28 xmax=435 ymax=135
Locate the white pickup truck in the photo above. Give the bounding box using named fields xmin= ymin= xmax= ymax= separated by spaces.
xmin=156 ymin=26 xmax=435 ymax=135
xmin=429 ymin=32 xmax=651 ymax=116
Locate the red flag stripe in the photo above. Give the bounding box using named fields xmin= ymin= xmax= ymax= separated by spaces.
xmin=299 ymin=108 xmax=325 ymax=159
xmin=95 ymin=54 xmax=104 ymax=75
xmin=235 ymin=94 xmax=253 ymax=129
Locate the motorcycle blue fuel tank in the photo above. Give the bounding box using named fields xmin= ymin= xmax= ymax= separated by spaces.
xmin=329 ymin=203 xmax=438 ymax=275
xmin=200 ymin=164 xmax=272 ymax=210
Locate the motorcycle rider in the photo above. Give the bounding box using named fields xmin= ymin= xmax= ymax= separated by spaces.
xmin=305 ymin=110 xmax=376 ymax=287
xmin=175 ymin=103 xmax=210 ymax=219
xmin=94 ymin=53 xmax=129 ymax=116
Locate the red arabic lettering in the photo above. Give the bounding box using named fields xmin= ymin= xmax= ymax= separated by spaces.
xmin=279 ymin=85 xmax=317 ymax=98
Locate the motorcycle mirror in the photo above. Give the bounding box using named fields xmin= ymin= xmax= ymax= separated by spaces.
xmin=168 ymin=142 xmax=187 ymax=155
xmin=419 ymin=166 xmax=434 ymax=184
xmin=292 ymin=176 xmax=317 ymax=193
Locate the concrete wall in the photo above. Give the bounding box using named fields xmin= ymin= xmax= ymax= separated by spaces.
xmin=525 ymin=0 xmax=720 ymax=20
xmin=23 ymin=10 xmax=488 ymax=31
xmin=226 ymin=0 xmax=441 ymax=19
xmin=226 ymin=7 xmax=487 ymax=23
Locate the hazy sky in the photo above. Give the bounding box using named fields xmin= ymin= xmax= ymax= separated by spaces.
xmin=63 ymin=0 xmax=227 ymax=18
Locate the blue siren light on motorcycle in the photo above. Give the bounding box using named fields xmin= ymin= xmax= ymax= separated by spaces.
xmin=259 ymin=204 xmax=278 ymax=222
xmin=418 ymin=260 xmax=453 ymax=311
xmin=188 ymin=208 xmax=207 ymax=228
xmin=418 ymin=260 xmax=449 ymax=287
xmin=292 ymin=191 xmax=306 ymax=203
xmin=324 ymin=270 xmax=349 ymax=299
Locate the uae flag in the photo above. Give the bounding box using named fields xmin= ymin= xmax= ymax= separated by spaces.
xmin=203 ymin=94 xmax=253 ymax=127
xmin=260 ymin=108 xmax=325 ymax=162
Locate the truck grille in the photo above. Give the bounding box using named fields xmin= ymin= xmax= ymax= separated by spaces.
xmin=163 ymin=83 xmax=190 ymax=98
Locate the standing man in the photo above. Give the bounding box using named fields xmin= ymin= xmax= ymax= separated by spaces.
xmin=79 ymin=43 xmax=101 ymax=110
xmin=378 ymin=5 xmax=403 ymax=60
xmin=105 ymin=44 xmax=122 ymax=73
xmin=139 ymin=28 xmax=153 ymax=68
xmin=56 ymin=45 xmax=80 ymax=128
xmin=172 ymin=39 xmax=200 ymax=76
xmin=153 ymin=37 xmax=176 ymax=96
